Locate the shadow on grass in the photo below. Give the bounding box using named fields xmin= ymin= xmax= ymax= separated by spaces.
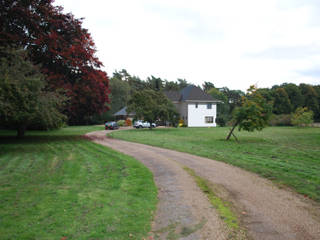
xmin=217 ymin=137 xmax=268 ymax=144
xmin=0 ymin=135 xmax=80 ymax=145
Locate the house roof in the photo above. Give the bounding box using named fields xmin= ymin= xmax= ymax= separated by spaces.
xmin=164 ymin=90 xmax=181 ymax=101
xmin=113 ymin=107 xmax=135 ymax=116
xmin=164 ymin=85 xmax=218 ymax=102
xmin=180 ymin=85 xmax=214 ymax=101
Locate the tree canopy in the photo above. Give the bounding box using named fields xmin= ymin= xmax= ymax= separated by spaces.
xmin=127 ymin=89 xmax=179 ymax=127
xmin=0 ymin=0 xmax=110 ymax=125
xmin=0 ymin=47 xmax=66 ymax=137
xmin=272 ymin=88 xmax=292 ymax=114
xmin=226 ymin=86 xmax=272 ymax=140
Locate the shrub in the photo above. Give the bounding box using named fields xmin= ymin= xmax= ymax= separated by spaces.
xmin=269 ymin=114 xmax=292 ymax=126
xmin=178 ymin=119 xmax=184 ymax=127
xmin=291 ymin=107 xmax=314 ymax=127
xmin=125 ymin=118 xmax=132 ymax=126
xmin=117 ymin=120 xmax=125 ymax=126
xmin=216 ymin=117 xmax=226 ymax=127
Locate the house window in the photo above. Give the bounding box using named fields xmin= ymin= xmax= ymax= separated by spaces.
xmin=207 ymin=103 xmax=212 ymax=109
xmin=195 ymin=103 xmax=198 ymax=108
xmin=205 ymin=116 xmax=214 ymax=123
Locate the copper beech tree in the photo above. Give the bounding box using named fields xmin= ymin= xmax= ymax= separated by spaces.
xmin=0 ymin=0 xmax=109 ymax=124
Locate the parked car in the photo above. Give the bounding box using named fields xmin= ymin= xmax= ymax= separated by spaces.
xmin=105 ymin=121 xmax=119 ymax=130
xmin=134 ymin=120 xmax=156 ymax=128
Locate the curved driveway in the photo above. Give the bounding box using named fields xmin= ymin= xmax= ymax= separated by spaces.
xmin=86 ymin=130 xmax=320 ymax=240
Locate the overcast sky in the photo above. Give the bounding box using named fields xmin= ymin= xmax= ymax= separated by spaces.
xmin=54 ymin=0 xmax=320 ymax=91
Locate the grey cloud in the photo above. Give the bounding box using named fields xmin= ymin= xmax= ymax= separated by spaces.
xmin=298 ymin=68 xmax=320 ymax=78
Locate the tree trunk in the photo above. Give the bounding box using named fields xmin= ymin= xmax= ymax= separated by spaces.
xmin=17 ymin=125 xmax=26 ymax=139
xmin=226 ymin=121 xmax=238 ymax=140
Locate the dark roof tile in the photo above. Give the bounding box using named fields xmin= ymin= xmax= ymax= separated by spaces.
xmin=113 ymin=107 xmax=135 ymax=116
xmin=180 ymin=85 xmax=214 ymax=101
xmin=164 ymin=85 xmax=219 ymax=102
xmin=164 ymin=90 xmax=181 ymax=101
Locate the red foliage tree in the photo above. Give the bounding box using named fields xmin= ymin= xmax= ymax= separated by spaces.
xmin=0 ymin=0 xmax=109 ymax=124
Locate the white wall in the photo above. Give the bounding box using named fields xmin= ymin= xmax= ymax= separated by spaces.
xmin=187 ymin=102 xmax=217 ymax=127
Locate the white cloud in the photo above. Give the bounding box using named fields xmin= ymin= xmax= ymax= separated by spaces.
xmin=54 ymin=0 xmax=320 ymax=91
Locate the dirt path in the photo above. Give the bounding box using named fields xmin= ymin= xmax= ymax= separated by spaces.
xmin=86 ymin=130 xmax=320 ymax=240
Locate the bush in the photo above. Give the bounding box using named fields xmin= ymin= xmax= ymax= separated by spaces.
xmin=178 ymin=119 xmax=184 ymax=127
xmin=216 ymin=117 xmax=226 ymax=127
xmin=125 ymin=118 xmax=132 ymax=126
xmin=117 ymin=120 xmax=125 ymax=126
xmin=291 ymin=107 xmax=314 ymax=127
xmin=269 ymin=114 xmax=292 ymax=126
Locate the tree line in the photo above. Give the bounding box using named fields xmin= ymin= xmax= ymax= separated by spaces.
xmin=205 ymin=82 xmax=320 ymax=126
xmin=108 ymin=69 xmax=320 ymax=126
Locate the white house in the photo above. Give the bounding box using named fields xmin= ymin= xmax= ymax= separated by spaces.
xmin=165 ymin=85 xmax=220 ymax=127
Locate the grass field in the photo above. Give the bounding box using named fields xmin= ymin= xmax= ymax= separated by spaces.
xmin=109 ymin=127 xmax=320 ymax=202
xmin=0 ymin=126 xmax=157 ymax=240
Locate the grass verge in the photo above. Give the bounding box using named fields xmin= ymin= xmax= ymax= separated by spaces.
xmin=0 ymin=126 xmax=157 ymax=240
xmin=110 ymin=127 xmax=320 ymax=202
xmin=184 ymin=167 xmax=248 ymax=239
xmin=183 ymin=167 xmax=239 ymax=230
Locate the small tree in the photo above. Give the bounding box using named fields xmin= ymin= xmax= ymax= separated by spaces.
xmin=226 ymin=86 xmax=272 ymax=140
xmin=127 ymin=89 xmax=179 ymax=129
xmin=291 ymin=107 xmax=313 ymax=127
xmin=0 ymin=48 xmax=66 ymax=138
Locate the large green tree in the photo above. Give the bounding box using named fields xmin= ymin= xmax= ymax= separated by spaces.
xmin=208 ymin=88 xmax=229 ymax=126
xmin=146 ymin=76 xmax=163 ymax=91
xmin=220 ymin=87 xmax=245 ymax=114
xmin=127 ymin=89 xmax=179 ymax=128
xmin=272 ymin=87 xmax=292 ymax=114
xmin=299 ymin=84 xmax=319 ymax=121
xmin=202 ymin=81 xmax=215 ymax=93
xmin=109 ymin=72 xmax=131 ymax=114
xmin=314 ymin=85 xmax=320 ymax=120
xmin=281 ymin=83 xmax=303 ymax=110
xmin=0 ymin=48 xmax=66 ymax=137
xmin=226 ymin=86 xmax=272 ymax=140
xmin=163 ymin=78 xmax=191 ymax=91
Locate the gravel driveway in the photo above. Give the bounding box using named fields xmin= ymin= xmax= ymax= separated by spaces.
xmin=86 ymin=130 xmax=320 ymax=240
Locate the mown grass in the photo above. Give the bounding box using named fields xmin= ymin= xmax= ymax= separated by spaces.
xmin=0 ymin=126 xmax=157 ymax=240
xmin=110 ymin=127 xmax=320 ymax=202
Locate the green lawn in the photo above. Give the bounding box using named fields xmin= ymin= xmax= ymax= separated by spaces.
xmin=109 ymin=127 xmax=320 ymax=202
xmin=0 ymin=126 xmax=157 ymax=240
